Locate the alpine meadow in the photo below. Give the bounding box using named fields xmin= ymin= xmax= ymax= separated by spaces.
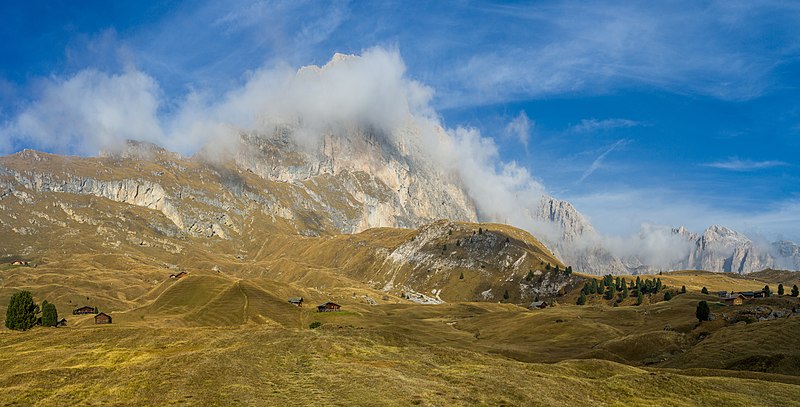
xmin=1 ymin=2 xmax=800 ymax=406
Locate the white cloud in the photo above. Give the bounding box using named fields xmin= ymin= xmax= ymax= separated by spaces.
xmin=703 ymin=157 xmax=789 ymax=171
xmin=1 ymin=69 xmax=163 ymax=155
xmin=504 ymin=110 xmax=532 ymax=150
xmin=569 ymin=118 xmax=640 ymax=133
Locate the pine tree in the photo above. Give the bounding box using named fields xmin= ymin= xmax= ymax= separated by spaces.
xmin=545 ymin=263 xmax=551 ymax=271
xmin=680 ymin=285 xmax=687 ymax=294
xmin=41 ymin=301 xmax=58 ymax=327
xmin=555 ymin=265 xmax=560 ymax=272
xmin=525 ymin=270 xmax=534 ymax=281
xmin=566 ymin=266 xmax=573 ymax=275
xmin=459 ymin=271 xmax=464 ymax=280
xmin=701 ymin=287 xmax=709 ymax=294
xmin=764 ymin=285 xmax=771 ymax=297
xmin=615 ymin=276 xmax=621 ymax=290
xmin=778 ymin=284 xmax=784 ymax=296
xmin=696 ymin=301 xmax=710 ymax=322
xmin=604 ymin=284 xmax=616 ymax=300
xmin=590 ymin=279 xmax=598 ymax=294
xmin=577 ymin=292 xmax=586 ymax=305
xmin=5 ymin=291 xmax=39 ymax=331
xmin=663 ymin=291 xmax=673 ymax=301
xmin=656 ymin=278 xmax=662 ymax=292
xmin=792 ymin=285 xmax=799 ymax=297
xmin=622 ymin=283 xmax=629 ymax=299
xmin=636 ymin=290 xmax=644 ymax=305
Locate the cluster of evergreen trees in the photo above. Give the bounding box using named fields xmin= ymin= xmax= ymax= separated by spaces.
xmin=578 ymin=275 xmax=670 ymax=306
xmin=4 ymin=290 xmax=58 ymax=331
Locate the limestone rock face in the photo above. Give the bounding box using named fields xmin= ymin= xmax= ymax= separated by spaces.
xmin=233 ymin=128 xmax=477 ymax=234
xmin=674 ymin=225 xmax=775 ymax=273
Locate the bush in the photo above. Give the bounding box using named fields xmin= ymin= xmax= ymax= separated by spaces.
xmin=680 ymin=285 xmax=686 ymax=294
xmin=5 ymin=291 xmax=39 ymax=331
xmin=309 ymin=321 xmax=321 ymax=329
xmin=701 ymin=287 xmax=708 ymax=294
xmin=459 ymin=271 xmax=464 ymax=280
xmin=696 ymin=301 xmax=710 ymax=322
xmin=663 ymin=291 xmax=673 ymax=301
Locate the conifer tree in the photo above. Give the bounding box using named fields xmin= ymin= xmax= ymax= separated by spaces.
xmin=792 ymin=285 xmax=799 ymax=297
xmin=663 ymin=291 xmax=673 ymax=301
xmin=615 ymin=276 xmax=621 ymax=290
xmin=577 ymin=292 xmax=586 ymax=305
xmin=680 ymin=285 xmax=687 ymax=294
xmin=778 ymin=284 xmax=784 ymax=296
xmin=41 ymin=301 xmax=58 ymax=327
xmin=636 ymin=290 xmax=644 ymax=305
xmin=604 ymin=284 xmax=616 ymax=300
xmin=5 ymin=291 xmax=39 ymax=331
xmin=656 ymin=278 xmax=662 ymax=292
xmin=459 ymin=271 xmax=464 ymax=280
xmin=696 ymin=301 xmax=710 ymax=322
xmin=764 ymin=285 xmax=771 ymax=297
xmin=622 ymin=283 xmax=629 ymax=299
xmin=701 ymin=287 xmax=709 ymax=294
xmin=503 ymin=289 xmax=509 ymax=300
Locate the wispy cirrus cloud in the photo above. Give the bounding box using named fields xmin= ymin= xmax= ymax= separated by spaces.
xmin=703 ymin=157 xmax=790 ymax=171
xmin=569 ymin=118 xmax=641 ymax=134
xmin=578 ymin=139 xmax=628 ymax=183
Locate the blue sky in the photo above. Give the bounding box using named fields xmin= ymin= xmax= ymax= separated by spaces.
xmin=1 ymin=1 xmax=799 ymax=241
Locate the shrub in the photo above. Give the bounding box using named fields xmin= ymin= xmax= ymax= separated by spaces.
xmin=680 ymin=285 xmax=687 ymax=294
xmin=701 ymin=287 xmax=709 ymax=294
xmin=309 ymin=321 xmax=321 ymax=329
xmin=5 ymin=291 xmax=39 ymax=331
xmin=459 ymin=271 xmax=464 ymax=280
xmin=663 ymin=291 xmax=673 ymax=301
xmin=696 ymin=301 xmax=710 ymax=322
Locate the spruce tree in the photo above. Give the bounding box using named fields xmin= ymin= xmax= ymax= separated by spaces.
xmin=636 ymin=290 xmax=644 ymax=305
xmin=577 ymin=292 xmax=586 ymax=305
xmin=680 ymin=285 xmax=687 ymax=294
xmin=604 ymin=284 xmax=616 ymax=300
xmin=778 ymin=284 xmax=784 ymax=296
xmin=792 ymin=285 xmax=799 ymax=297
xmin=459 ymin=271 xmax=464 ymax=280
xmin=615 ymin=277 xmax=621 ymax=290
xmin=41 ymin=301 xmax=58 ymax=327
xmin=696 ymin=301 xmax=710 ymax=322
xmin=663 ymin=291 xmax=673 ymax=301
xmin=656 ymin=278 xmax=662 ymax=292
xmin=701 ymin=287 xmax=709 ymax=295
xmin=764 ymin=285 xmax=771 ymax=297
xmin=622 ymin=281 xmax=629 ymax=299
xmin=5 ymin=291 xmax=39 ymax=331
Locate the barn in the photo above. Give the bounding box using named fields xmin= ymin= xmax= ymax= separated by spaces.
xmin=317 ymin=302 xmax=341 ymax=312
xmin=73 ymin=306 xmax=96 ymax=315
xmin=94 ymin=312 xmax=112 ymax=324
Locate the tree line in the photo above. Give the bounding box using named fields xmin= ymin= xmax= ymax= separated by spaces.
xmin=577 ymin=275 xmax=678 ymax=306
